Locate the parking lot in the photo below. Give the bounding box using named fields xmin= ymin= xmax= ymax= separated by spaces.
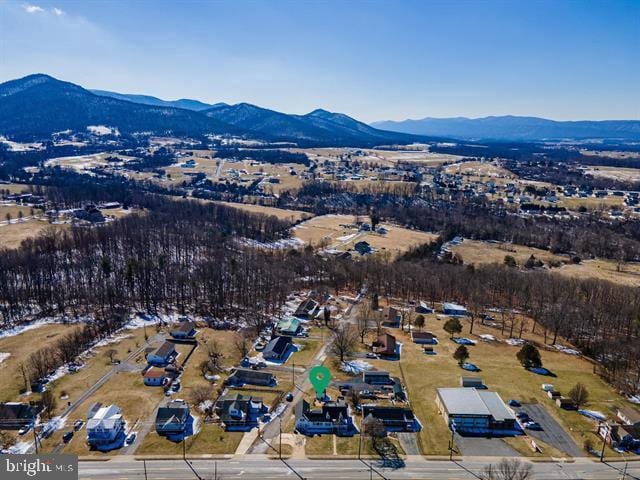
xmin=514 ymin=403 xmax=583 ymax=457
xmin=453 ymin=434 xmax=520 ymax=457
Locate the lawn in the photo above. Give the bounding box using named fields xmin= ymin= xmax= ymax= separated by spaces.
xmin=136 ymin=423 xmax=243 ymax=455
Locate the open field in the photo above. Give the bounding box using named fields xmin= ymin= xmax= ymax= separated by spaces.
xmin=559 ymin=195 xmax=625 ymax=211
xmin=0 ymin=183 xmax=38 ymax=194
xmin=444 ymin=161 xmax=516 ymax=179
xmin=292 ymin=214 xmax=437 ymax=255
xmin=213 ymin=201 xmax=312 ymax=222
xmin=0 ymin=218 xmax=61 ymax=249
xmin=43 ymin=152 xmax=138 ymax=172
xmin=0 ymin=323 xmax=76 ymax=402
xmin=451 ymin=239 xmax=640 ymax=286
xmin=586 ymin=166 xmax=640 ymax=183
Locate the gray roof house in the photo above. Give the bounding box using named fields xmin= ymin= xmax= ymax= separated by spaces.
xmin=155 ymin=399 xmax=190 ymax=436
xmin=262 ymin=336 xmax=293 ymax=361
xmin=294 ymin=400 xmax=356 ymax=436
xmin=226 ymin=369 xmax=276 ymax=388
xmin=216 ymin=394 xmax=268 ymax=431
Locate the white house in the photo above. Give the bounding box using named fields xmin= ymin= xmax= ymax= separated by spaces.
xmin=86 ymin=404 xmax=125 ymax=448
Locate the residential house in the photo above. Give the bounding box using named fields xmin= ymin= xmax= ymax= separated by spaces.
xmin=617 ymin=407 xmax=640 ymax=429
xmin=384 ymin=307 xmax=401 ymax=327
xmin=460 ymin=377 xmax=485 ymax=389
xmin=362 ymin=406 xmax=421 ymax=432
xmin=0 ymin=402 xmax=37 ymax=430
xmin=294 ymin=298 xmax=320 ymax=319
xmin=442 ymin=303 xmax=468 ymax=316
xmin=415 ymin=301 xmax=434 ymax=314
xmin=226 ymin=369 xmax=276 ymax=388
xmin=598 ymin=422 xmax=640 ymax=451
xmin=556 ymin=397 xmax=577 ymax=410
xmin=363 ymin=371 xmax=394 ymax=386
xmin=262 ymin=336 xmax=293 ymax=362
xmin=372 ymin=333 xmax=398 ymax=358
xmin=294 ymin=400 xmax=356 ymax=436
xmin=143 ymin=367 xmax=167 ymax=387
xmin=155 ymin=399 xmax=190 ymax=437
xmin=354 ymin=241 xmax=372 ymax=255
xmin=170 ymin=322 xmax=197 ymax=340
xmin=147 ymin=342 xmax=177 ymax=367
xmin=86 ymin=404 xmax=126 ymax=448
xmin=216 ymin=394 xmax=268 ymax=431
xmin=276 ymin=317 xmax=302 ymax=336
xmin=411 ymin=331 xmax=437 ymax=345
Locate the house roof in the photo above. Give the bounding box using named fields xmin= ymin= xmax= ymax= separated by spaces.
xmin=619 ymin=407 xmax=640 ymax=424
xmin=276 ymin=317 xmax=301 ymax=333
xmin=437 ymin=388 xmax=515 ymax=422
xmin=228 ymin=369 xmax=275 ymax=385
xmin=294 ymin=298 xmax=319 ymax=316
xmin=87 ymin=404 xmax=123 ymax=431
xmin=153 ymin=341 xmax=176 ymax=358
xmin=295 ymin=400 xmax=349 ymax=423
xmin=373 ymin=333 xmax=397 ymax=355
xmin=263 ymin=336 xmax=292 ymax=357
xmin=156 ymin=400 xmax=189 ymax=426
xmin=172 ymin=322 xmax=195 ymax=334
xmin=217 ymin=394 xmax=264 ymax=422
xmin=364 ymin=371 xmax=390 ymax=378
xmin=443 ymin=302 xmax=467 ymax=312
xmin=0 ymin=402 xmax=36 ymax=421
xmin=411 ymin=331 xmax=434 ymax=340
xmin=362 ymin=406 xmax=415 ymax=422
xmin=144 ymin=368 xmax=166 ymax=379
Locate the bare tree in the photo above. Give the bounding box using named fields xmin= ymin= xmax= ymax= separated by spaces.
xmin=480 ymin=459 xmax=532 ymax=480
xmin=18 ymin=362 xmax=30 ymax=393
xmin=233 ymin=332 xmax=252 ymax=360
xmin=356 ymin=302 xmax=371 ymax=343
xmin=568 ymin=382 xmax=589 ymax=409
xmin=41 ymin=390 xmax=57 ymax=420
xmin=189 ymin=385 xmax=213 ymax=407
xmin=104 ymin=349 xmax=118 ymax=364
xmin=330 ymin=324 xmax=359 ymax=362
xmin=206 ymin=341 xmax=225 ymax=371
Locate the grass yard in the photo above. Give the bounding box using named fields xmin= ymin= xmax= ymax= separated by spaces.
xmin=0 ymin=219 xmax=62 ymax=249
xmin=136 ymin=423 xmax=243 ymax=455
xmin=45 ymin=371 xmax=164 ymax=456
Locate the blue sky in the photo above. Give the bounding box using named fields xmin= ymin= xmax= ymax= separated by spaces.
xmin=0 ymin=0 xmax=638 ymax=122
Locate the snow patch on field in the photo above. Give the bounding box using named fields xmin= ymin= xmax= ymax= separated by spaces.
xmin=87 ymin=125 xmax=120 ymax=136
xmin=0 ymin=352 xmax=10 ymax=364
xmin=239 ymin=237 xmax=304 ymax=250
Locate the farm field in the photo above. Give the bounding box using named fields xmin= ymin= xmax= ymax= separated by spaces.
xmin=586 ymin=166 xmax=640 ymax=183
xmin=444 ymin=161 xmax=516 ymax=179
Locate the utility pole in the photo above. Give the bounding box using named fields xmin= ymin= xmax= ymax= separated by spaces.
xmin=32 ymin=426 xmax=39 ymax=454
xmin=449 ymin=426 xmax=455 ymax=461
xmin=279 ymin=417 xmax=282 ymax=460
xmin=292 ymin=361 xmax=295 ymax=388
xmin=600 ymin=427 xmax=607 ymax=462
xmin=143 ymin=459 xmax=148 ymax=480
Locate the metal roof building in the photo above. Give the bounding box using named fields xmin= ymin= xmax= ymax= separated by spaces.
xmin=436 ymin=387 xmax=517 ymax=434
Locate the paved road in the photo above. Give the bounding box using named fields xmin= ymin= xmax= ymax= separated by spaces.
xmin=78 ymin=457 xmax=640 ymax=480
xmin=515 ymin=403 xmax=583 ymax=457
xmin=396 ymin=432 xmax=420 ymax=456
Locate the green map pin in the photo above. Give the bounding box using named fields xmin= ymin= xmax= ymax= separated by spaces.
xmin=309 ymin=365 xmax=331 ymax=397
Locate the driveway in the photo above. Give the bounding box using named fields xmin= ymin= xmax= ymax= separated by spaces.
xmin=396 ymin=432 xmax=420 ymax=455
xmin=454 ymin=434 xmax=520 ymax=457
xmin=515 ymin=403 xmax=583 ymax=457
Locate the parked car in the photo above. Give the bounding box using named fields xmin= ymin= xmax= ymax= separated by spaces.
xmin=126 ymin=433 xmax=136 ymax=445
xmin=365 ymin=353 xmax=379 ymax=359
xmin=508 ymin=400 xmax=521 ymax=407
xmin=73 ymin=420 xmax=84 ymax=431
xmin=18 ymin=425 xmax=30 ymax=436
xmin=62 ymin=431 xmax=74 ymax=443
xmin=360 ymin=390 xmax=377 ymax=399
xmin=525 ymin=422 xmax=542 ymax=431
xmin=285 ymin=392 xmax=294 ymax=402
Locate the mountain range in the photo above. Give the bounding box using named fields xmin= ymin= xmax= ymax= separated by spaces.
xmin=372 ymin=116 xmax=640 ymax=141
xmin=0 ymin=74 xmax=418 ymax=146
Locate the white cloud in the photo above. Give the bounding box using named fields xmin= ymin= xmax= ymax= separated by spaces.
xmin=23 ymin=4 xmax=44 ymax=14
xmin=52 ymin=7 xmax=65 ymax=16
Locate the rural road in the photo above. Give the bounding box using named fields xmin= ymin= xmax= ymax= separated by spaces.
xmin=78 ymin=456 xmax=640 ymax=480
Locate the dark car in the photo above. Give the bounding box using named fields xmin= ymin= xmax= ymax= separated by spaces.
xmin=285 ymin=392 xmax=294 ymax=402
xmin=62 ymin=431 xmax=74 ymax=443
xmin=508 ymin=399 xmax=521 ymax=407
